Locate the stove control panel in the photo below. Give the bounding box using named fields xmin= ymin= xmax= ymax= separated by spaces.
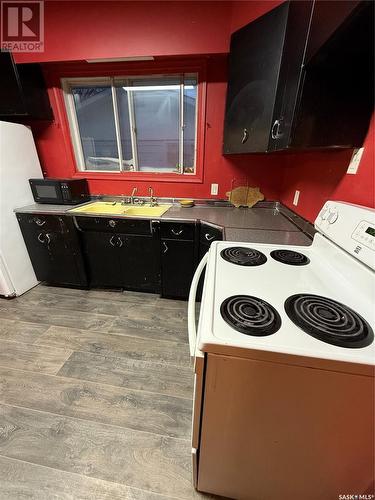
xmin=352 ymin=221 xmax=375 ymax=250
xmin=315 ymin=201 xmax=375 ymax=270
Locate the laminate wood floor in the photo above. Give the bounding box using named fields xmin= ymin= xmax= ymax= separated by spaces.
xmin=0 ymin=285 xmax=213 ymax=500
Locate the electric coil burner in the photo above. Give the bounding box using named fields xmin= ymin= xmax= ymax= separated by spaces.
xmin=221 ymin=247 xmax=267 ymax=266
xmin=220 ymin=295 xmax=281 ymax=336
xmin=270 ymin=249 xmax=310 ymax=266
xmin=285 ymin=294 xmax=374 ymax=348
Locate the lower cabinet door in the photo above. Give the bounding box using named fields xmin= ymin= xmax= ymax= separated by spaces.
xmin=197 ymin=242 xmax=210 ymax=301
xmin=118 ymin=234 xmax=160 ymax=292
xmin=17 ymin=221 xmax=84 ymax=286
xmin=161 ymin=239 xmax=196 ymax=299
xmin=46 ymin=232 xmax=85 ymax=285
xmin=82 ymin=232 xmax=121 ymax=287
xmin=20 ymin=228 xmax=53 ymax=282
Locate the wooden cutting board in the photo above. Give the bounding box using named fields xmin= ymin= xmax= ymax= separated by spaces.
xmin=226 ymin=186 xmax=264 ymax=208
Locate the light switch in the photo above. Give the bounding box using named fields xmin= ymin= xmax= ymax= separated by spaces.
xmin=293 ymin=190 xmax=300 ymax=206
xmin=347 ymin=148 xmax=364 ymax=175
xmin=211 ymin=183 xmax=219 ymax=195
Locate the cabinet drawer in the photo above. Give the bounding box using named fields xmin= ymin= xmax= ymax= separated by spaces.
xmin=200 ymin=224 xmax=223 ymax=244
xmin=75 ymin=216 xmax=152 ymax=235
xmin=161 ymin=222 xmax=195 ymax=240
xmin=16 ymin=213 xmax=65 ymax=232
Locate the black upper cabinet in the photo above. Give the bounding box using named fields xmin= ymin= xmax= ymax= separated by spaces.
xmin=290 ymin=1 xmax=374 ymax=148
xmin=223 ymin=1 xmax=292 ymax=153
xmin=223 ymin=0 xmax=374 ymax=153
xmin=0 ymin=51 xmax=53 ymax=120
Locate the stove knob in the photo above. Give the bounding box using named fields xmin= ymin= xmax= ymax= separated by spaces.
xmin=328 ymin=211 xmax=338 ymax=224
xmin=108 ymin=219 xmax=116 ymax=228
xmin=320 ymin=208 xmax=329 ymax=220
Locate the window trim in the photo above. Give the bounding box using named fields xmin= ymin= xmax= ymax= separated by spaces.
xmin=62 ymin=73 xmax=200 ymax=176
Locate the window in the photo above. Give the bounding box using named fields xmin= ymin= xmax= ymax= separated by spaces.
xmin=62 ymin=74 xmax=198 ymax=174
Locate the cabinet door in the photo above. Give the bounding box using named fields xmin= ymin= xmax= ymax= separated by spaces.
xmin=17 ymin=225 xmax=52 ymax=282
xmin=290 ymin=1 xmax=374 ymax=149
xmin=197 ymin=225 xmax=223 ymax=301
xmin=223 ymin=2 xmax=289 ymax=153
xmin=43 ymin=231 xmax=83 ymax=285
xmin=199 ymin=224 xmax=223 ymax=248
xmin=0 ymin=52 xmax=26 ymax=116
xmin=269 ymin=1 xmax=313 ymax=151
xmin=161 ymin=239 xmax=196 ymax=299
xmin=17 ymin=215 xmax=84 ymax=285
xmin=118 ymin=234 xmax=160 ymax=292
xmin=82 ymin=232 xmax=121 ymax=287
xmin=18 ymin=229 xmax=81 ymax=285
xmin=0 ymin=52 xmax=52 ymax=120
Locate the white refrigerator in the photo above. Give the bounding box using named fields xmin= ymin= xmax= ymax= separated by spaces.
xmin=0 ymin=120 xmax=43 ymax=297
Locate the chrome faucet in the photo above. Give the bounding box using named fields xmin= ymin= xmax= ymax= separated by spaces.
xmin=148 ymin=187 xmax=157 ymax=206
xmin=130 ymin=187 xmax=138 ymax=205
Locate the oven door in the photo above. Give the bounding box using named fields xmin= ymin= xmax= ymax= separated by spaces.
xmin=29 ymin=179 xmax=63 ymax=204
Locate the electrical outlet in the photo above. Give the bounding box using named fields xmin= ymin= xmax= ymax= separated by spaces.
xmin=347 ymin=147 xmax=364 ymax=174
xmin=293 ymin=190 xmax=300 ymax=206
xmin=211 ymin=183 xmax=219 ymax=195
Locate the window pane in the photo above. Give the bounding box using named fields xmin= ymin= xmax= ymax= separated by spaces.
xmin=115 ymin=87 xmax=134 ymax=171
xmin=72 ymin=86 xmax=119 ymax=171
xmin=183 ymin=76 xmax=197 ymax=173
xmin=130 ymin=77 xmax=180 ymax=172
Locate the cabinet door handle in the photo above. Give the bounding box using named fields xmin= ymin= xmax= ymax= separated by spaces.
xmin=171 ymin=229 xmax=183 ymax=236
xmin=109 ymin=235 xmax=116 ymax=247
xmin=45 ymin=233 xmax=51 ymax=245
xmin=205 ymin=233 xmax=215 ymax=241
xmin=163 ymin=241 xmax=168 ymax=253
xmin=37 ymin=232 xmax=45 ymax=244
xmin=241 ymin=128 xmax=249 ymax=144
xmin=117 ymin=237 xmax=123 ymax=248
xmin=271 ymin=119 xmax=281 ymax=139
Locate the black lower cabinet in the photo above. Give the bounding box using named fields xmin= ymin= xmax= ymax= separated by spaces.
xmin=119 ymin=234 xmax=160 ymax=292
xmin=161 ymin=239 xmax=196 ymax=299
xmin=82 ymin=230 xmax=160 ymax=292
xmin=81 ymin=231 xmax=120 ymax=288
xmin=197 ymin=224 xmax=223 ymax=300
xmin=17 ymin=214 xmax=87 ymax=286
xmin=18 ymin=214 xmax=206 ymax=298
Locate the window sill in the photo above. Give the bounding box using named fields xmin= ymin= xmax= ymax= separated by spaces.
xmin=73 ymin=170 xmax=203 ymax=184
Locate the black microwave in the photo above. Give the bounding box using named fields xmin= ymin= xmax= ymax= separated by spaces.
xmin=29 ymin=178 xmax=90 ymax=205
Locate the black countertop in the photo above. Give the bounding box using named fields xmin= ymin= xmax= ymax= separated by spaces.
xmin=15 ymin=203 xmax=313 ymax=246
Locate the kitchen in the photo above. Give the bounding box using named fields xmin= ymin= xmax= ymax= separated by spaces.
xmin=0 ymin=1 xmax=374 ymax=498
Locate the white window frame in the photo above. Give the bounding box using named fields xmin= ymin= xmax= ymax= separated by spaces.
xmin=61 ymin=74 xmax=198 ymax=175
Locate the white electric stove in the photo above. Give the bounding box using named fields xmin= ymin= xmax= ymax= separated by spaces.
xmin=189 ymin=201 xmax=375 ymax=499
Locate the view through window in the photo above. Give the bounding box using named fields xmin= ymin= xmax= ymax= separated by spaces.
xmin=63 ymin=74 xmax=198 ymax=174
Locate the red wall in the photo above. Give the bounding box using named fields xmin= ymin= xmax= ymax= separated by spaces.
xmin=21 ymin=0 xmax=373 ymax=219
xmin=14 ymin=1 xmax=232 ymax=64
xmin=279 ymin=116 xmax=375 ymax=222
xmin=23 ymin=1 xmax=284 ymax=202
xmin=32 ymin=55 xmax=283 ymax=201
xmin=230 ymin=0 xmax=283 ymax=32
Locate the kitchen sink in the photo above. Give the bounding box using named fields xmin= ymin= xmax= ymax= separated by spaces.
xmin=124 ymin=205 xmax=172 ymax=216
xmin=69 ymin=201 xmax=172 ymax=217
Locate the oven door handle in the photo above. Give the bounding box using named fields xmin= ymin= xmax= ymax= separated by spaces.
xmin=188 ymin=252 xmax=208 ymax=359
